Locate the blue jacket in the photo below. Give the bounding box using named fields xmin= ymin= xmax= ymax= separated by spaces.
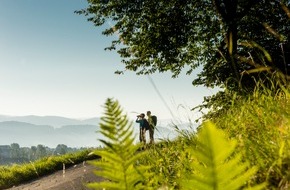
xmin=136 ymin=118 xmax=149 ymax=130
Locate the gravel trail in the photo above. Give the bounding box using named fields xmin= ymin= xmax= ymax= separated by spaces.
xmin=6 ymin=161 xmax=102 ymax=190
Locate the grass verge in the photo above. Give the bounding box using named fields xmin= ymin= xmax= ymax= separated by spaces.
xmin=0 ymin=149 xmax=99 ymax=189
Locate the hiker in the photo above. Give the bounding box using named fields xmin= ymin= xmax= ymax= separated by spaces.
xmin=135 ymin=113 xmax=148 ymax=144
xmin=146 ymin=111 xmax=156 ymax=144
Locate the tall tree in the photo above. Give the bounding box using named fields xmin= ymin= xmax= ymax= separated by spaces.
xmin=36 ymin=144 xmax=47 ymax=159
xmin=30 ymin=146 xmax=37 ymax=160
xmin=10 ymin=143 xmax=20 ymax=160
xmin=77 ymin=0 xmax=290 ymax=91
xmin=55 ymin=144 xmax=68 ymax=155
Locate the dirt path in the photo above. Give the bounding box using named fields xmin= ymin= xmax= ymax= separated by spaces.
xmin=6 ymin=161 xmax=103 ymax=190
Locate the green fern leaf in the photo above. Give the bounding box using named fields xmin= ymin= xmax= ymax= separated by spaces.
xmin=87 ymin=98 xmax=152 ymax=190
xmin=181 ymin=121 xmax=266 ymax=190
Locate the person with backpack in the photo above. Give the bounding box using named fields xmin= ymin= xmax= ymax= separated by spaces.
xmin=146 ymin=111 xmax=157 ymax=144
xmin=136 ymin=113 xmax=149 ymax=144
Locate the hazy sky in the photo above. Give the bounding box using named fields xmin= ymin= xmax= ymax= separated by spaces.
xmin=0 ymin=0 xmax=217 ymax=121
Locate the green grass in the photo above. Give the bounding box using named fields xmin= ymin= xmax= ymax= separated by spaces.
xmin=88 ymin=98 xmax=275 ymax=190
xmin=135 ymin=85 xmax=290 ymax=189
xmin=1 ymin=86 xmax=290 ymax=190
xmin=210 ymin=85 xmax=290 ymax=189
xmin=0 ymin=149 xmax=99 ymax=189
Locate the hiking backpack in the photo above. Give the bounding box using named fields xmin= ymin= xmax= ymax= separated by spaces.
xmin=151 ymin=115 xmax=157 ymax=126
xmin=143 ymin=119 xmax=150 ymax=130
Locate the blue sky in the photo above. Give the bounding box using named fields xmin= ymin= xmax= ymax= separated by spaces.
xmin=0 ymin=0 xmax=217 ymax=121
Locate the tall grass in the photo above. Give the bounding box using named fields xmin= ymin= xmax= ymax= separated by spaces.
xmin=210 ymin=83 xmax=290 ymax=189
xmin=88 ymin=98 xmax=266 ymax=190
xmin=1 ymin=85 xmax=289 ymax=190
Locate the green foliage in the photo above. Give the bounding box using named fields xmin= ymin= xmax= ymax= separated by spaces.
xmin=87 ymin=98 xmax=152 ymax=190
xmin=76 ymin=0 xmax=218 ymax=78
xmin=77 ymin=0 xmax=290 ymax=92
xmin=211 ymin=86 xmax=290 ymax=189
xmin=3 ymin=93 xmax=289 ymax=189
xmin=180 ymin=121 xmax=265 ymax=190
xmin=134 ymin=121 xmax=267 ymax=190
xmin=139 ymin=140 xmax=191 ymax=189
xmin=0 ymin=149 xmax=97 ymax=189
xmin=87 ymin=99 xmax=275 ymax=190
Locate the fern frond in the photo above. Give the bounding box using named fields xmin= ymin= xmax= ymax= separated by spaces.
xmin=180 ymin=121 xmax=266 ymax=190
xmin=87 ymin=98 xmax=152 ymax=190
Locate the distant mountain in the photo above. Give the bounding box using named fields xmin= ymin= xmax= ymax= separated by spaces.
xmin=80 ymin=117 xmax=101 ymax=125
xmin=0 ymin=115 xmax=100 ymax=128
xmin=0 ymin=115 xmax=196 ymax=148
xmin=0 ymin=121 xmax=101 ymax=148
xmin=0 ymin=121 xmax=54 ymax=133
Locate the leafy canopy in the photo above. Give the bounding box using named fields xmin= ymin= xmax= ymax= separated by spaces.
xmin=76 ymin=0 xmax=220 ymax=78
xmin=77 ymin=0 xmax=290 ymax=91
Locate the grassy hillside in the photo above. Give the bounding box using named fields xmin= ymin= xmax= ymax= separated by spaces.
xmin=1 ymin=87 xmax=289 ymax=189
xmin=87 ymin=90 xmax=290 ymax=189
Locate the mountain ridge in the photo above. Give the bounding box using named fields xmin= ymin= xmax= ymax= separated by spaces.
xmin=0 ymin=115 xmax=190 ymax=148
xmin=0 ymin=115 xmax=100 ymax=128
xmin=0 ymin=120 xmax=100 ymax=148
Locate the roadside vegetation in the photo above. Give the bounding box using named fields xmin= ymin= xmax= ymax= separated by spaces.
xmin=1 ymin=89 xmax=289 ymax=189
xmin=0 ymin=143 xmax=90 ymax=165
xmin=0 ymin=149 xmax=99 ymax=189
xmin=87 ymin=93 xmax=289 ymax=190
